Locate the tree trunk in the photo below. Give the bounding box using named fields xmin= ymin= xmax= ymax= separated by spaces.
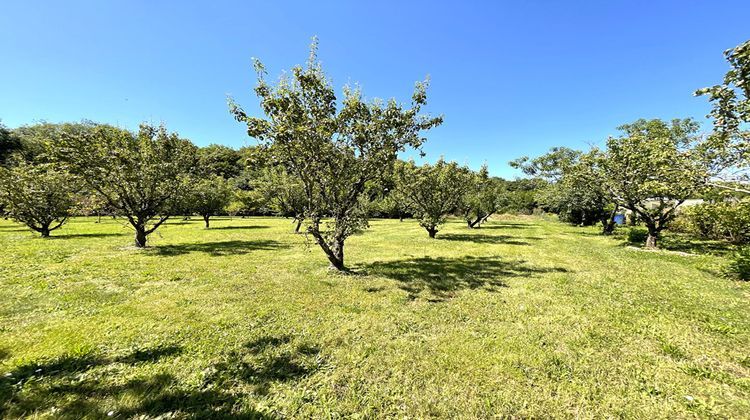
xmin=203 ymin=215 xmax=210 ymax=229
xmin=427 ymin=226 xmax=438 ymax=238
xmin=645 ymin=224 xmax=658 ymax=249
xmin=40 ymin=226 xmax=50 ymax=238
xmin=96 ymin=212 xmax=101 ymax=224
xmin=294 ymin=218 xmax=303 ymax=233
xmin=602 ymin=205 xmax=619 ymax=235
xmin=327 ymin=239 xmax=345 ymax=271
xmin=134 ymin=226 xmax=147 ymax=248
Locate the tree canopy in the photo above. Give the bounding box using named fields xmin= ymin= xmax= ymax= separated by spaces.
xmin=230 ymin=38 xmax=442 ymax=270
xmin=55 ymin=123 xmax=197 ymax=247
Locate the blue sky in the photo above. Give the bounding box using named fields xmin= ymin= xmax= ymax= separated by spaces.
xmin=1 ymin=1 xmax=748 ymax=178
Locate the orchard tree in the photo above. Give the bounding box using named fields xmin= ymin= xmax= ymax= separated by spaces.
xmin=189 ymin=175 xmax=234 ymax=228
xmin=462 ymin=164 xmax=506 ymax=228
xmin=604 ymin=118 xmax=708 ymax=248
xmin=397 ymin=159 xmax=470 ymax=238
xmin=256 ymin=166 xmax=307 ymax=232
xmin=0 ymin=162 xmax=76 ymax=237
xmin=55 ymin=124 xmax=197 ymax=247
xmin=696 ymin=39 xmax=750 ymax=193
xmin=230 ymin=39 xmax=442 ymax=270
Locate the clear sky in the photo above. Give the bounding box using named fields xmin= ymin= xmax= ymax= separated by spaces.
xmin=1 ymin=1 xmax=748 ymax=178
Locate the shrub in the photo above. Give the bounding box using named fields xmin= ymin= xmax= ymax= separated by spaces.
xmin=680 ymin=202 xmax=750 ymax=244
xmin=627 ymin=227 xmax=649 ymax=244
xmin=725 ymin=247 xmax=750 ymax=281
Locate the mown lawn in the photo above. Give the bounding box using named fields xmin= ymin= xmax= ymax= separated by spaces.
xmin=1 ymin=216 xmax=749 ymax=418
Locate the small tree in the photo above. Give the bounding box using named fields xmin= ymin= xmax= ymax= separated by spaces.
xmin=461 ymin=164 xmax=505 ymax=228
xmin=397 ymin=159 xmax=470 ymax=238
xmin=189 ymin=175 xmax=234 ymax=228
xmin=256 ymin=166 xmax=307 ymax=232
xmin=230 ymin=39 xmax=441 ymax=270
xmin=55 ymin=124 xmax=196 ymax=247
xmin=604 ymin=119 xmax=708 ymax=248
xmin=0 ymin=162 xmax=76 ymax=237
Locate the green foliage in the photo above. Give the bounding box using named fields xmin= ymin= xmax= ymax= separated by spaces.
xmin=0 ymin=121 xmax=22 ymax=166
xmin=627 ymin=227 xmax=649 ymax=244
xmin=510 ymin=147 xmax=581 ymax=181
xmin=0 ymin=161 xmax=76 ymax=236
xmin=725 ymin=247 xmax=750 ymax=280
xmin=461 ymin=164 xmax=506 ymax=228
xmin=54 ymin=123 xmax=197 ymax=247
xmin=604 ymin=118 xmax=708 ymax=248
xmin=230 ymin=38 xmax=442 ymax=269
xmin=678 ymin=201 xmax=750 ymax=244
xmin=503 ymin=179 xmax=540 ymax=214
xmin=188 ymin=176 xmax=235 ymax=228
xmin=696 ymin=39 xmax=750 ymax=185
xmin=396 ymin=158 xmax=471 ymax=237
xmin=196 ymin=144 xmax=244 ymax=179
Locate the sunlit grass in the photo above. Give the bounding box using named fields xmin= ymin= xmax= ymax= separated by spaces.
xmin=1 ymin=215 xmax=748 ymax=418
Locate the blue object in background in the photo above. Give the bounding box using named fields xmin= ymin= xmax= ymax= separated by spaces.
xmin=614 ymin=214 xmax=626 ymax=225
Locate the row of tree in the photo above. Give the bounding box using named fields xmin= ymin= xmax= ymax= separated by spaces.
xmin=2 ymin=38 xmax=747 ymax=269
xmin=510 ymin=39 xmax=749 ymax=248
xmin=0 ymin=118 xmax=528 ymax=246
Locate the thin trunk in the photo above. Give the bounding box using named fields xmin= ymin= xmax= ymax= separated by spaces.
xmin=203 ymin=214 xmax=210 ymax=229
xmin=294 ymin=218 xmax=303 ymax=233
xmin=96 ymin=212 xmax=101 ymax=223
xmin=602 ymin=205 xmax=619 ymax=235
xmin=427 ymin=226 xmax=438 ymax=238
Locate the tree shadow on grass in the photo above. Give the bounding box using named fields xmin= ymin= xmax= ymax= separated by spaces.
xmin=481 ymin=223 xmax=536 ymax=230
xmin=438 ymin=233 xmax=540 ymax=245
xmin=657 ymin=235 xmax=738 ymax=257
xmin=1 ymin=336 xmax=321 ymax=418
xmin=210 ymin=225 xmax=271 ymax=231
xmin=52 ymin=232 xmax=127 ymax=239
xmin=360 ymin=255 xmax=569 ymax=301
xmin=152 ymin=240 xmax=287 ymax=257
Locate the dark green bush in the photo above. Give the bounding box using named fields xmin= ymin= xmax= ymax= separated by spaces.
xmin=725 ymin=247 xmax=750 ymax=281
xmin=627 ymin=227 xmax=649 ymax=244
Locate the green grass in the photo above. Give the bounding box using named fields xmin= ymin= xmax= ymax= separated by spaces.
xmin=1 ymin=215 xmax=749 ymax=418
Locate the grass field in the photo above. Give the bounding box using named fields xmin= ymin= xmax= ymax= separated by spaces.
xmin=1 ymin=215 xmax=749 ymax=418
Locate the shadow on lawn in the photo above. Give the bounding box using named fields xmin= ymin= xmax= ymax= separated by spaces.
xmin=437 ymin=233 xmax=541 ymax=245
xmin=361 ymin=255 xmax=569 ymax=301
xmin=152 ymin=239 xmax=287 ymax=256
xmin=209 ymin=225 xmax=270 ymax=231
xmin=1 ymin=336 xmax=321 ymax=418
xmin=52 ymin=232 xmax=126 ymax=239
xmin=481 ymin=223 xmax=536 ymax=230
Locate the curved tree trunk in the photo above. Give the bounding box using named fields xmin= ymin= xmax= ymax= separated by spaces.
xmin=294 ymin=217 xmax=303 ymax=233
xmin=203 ymin=214 xmax=210 ymax=229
